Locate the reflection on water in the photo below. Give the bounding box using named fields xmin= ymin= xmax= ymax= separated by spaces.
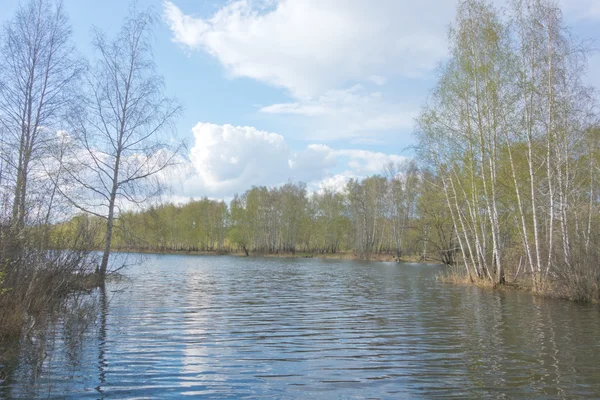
xmin=0 ymin=289 xmax=101 ymax=399
xmin=2 ymin=255 xmax=600 ymax=398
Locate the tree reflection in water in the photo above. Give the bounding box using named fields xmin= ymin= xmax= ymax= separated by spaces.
xmin=96 ymin=283 xmax=108 ymax=395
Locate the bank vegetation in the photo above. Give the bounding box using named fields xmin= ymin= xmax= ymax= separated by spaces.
xmin=57 ymin=163 xmax=450 ymax=262
xmin=416 ymin=0 xmax=599 ymax=302
xmin=0 ymin=0 xmax=180 ymax=355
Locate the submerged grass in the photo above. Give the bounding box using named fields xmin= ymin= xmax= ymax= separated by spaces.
xmin=0 ymin=270 xmax=101 ymax=343
xmin=0 ymin=225 xmax=103 ymax=367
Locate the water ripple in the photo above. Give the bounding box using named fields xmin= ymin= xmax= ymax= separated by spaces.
xmin=3 ymin=255 xmax=600 ymax=399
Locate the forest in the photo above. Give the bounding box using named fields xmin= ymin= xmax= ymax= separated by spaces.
xmin=57 ymin=162 xmax=449 ymax=262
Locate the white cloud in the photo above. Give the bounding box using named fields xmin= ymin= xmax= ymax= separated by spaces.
xmin=164 ymin=0 xmax=450 ymax=98
xmin=185 ymin=123 xmax=289 ymax=196
xmin=367 ymin=75 xmax=387 ymax=86
xmin=289 ymin=144 xmax=337 ymax=182
xmin=164 ymin=0 xmax=600 ymax=98
xmin=260 ymin=85 xmax=418 ymax=140
xmin=261 ymin=103 xmax=329 ymax=117
xmin=180 ymin=122 xmax=406 ymax=197
xmin=316 ymin=171 xmax=356 ymax=194
xmin=335 ymin=149 xmax=406 ymax=175
xmin=162 ymin=2 xmax=209 ymax=49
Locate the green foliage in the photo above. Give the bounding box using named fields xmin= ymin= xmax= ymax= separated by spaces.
xmin=57 ymin=171 xmax=435 ymax=260
xmin=415 ymin=0 xmax=600 ymax=293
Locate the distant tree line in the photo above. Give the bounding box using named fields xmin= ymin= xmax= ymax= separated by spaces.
xmin=58 ymin=161 xmax=459 ymax=262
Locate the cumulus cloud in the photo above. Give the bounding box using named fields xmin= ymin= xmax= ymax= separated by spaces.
xmin=180 ymin=122 xmax=406 ymax=197
xmin=289 ymin=144 xmax=337 ymax=182
xmin=184 ymin=123 xmax=290 ymax=196
xmin=335 ymin=149 xmax=406 ymax=175
xmin=163 ymin=0 xmax=450 ymax=98
xmin=316 ymin=172 xmax=357 ymax=194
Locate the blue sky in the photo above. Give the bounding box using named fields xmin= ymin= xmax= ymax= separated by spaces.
xmin=2 ymin=0 xmax=599 ymax=200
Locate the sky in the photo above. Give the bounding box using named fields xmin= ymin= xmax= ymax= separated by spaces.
xmin=1 ymin=0 xmax=599 ymax=201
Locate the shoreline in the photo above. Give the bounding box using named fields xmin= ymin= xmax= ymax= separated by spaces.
xmin=110 ymin=248 xmax=444 ymax=265
xmin=106 ymin=249 xmax=597 ymax=304
xmin=438 ymin=270 xmax=600 ymax=305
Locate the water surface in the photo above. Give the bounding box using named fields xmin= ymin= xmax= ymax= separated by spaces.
xmin=2 ymin=254 xmax=600 ymax=398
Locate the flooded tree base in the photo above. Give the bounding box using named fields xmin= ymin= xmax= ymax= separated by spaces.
xmin=439 ymin=268 xmax=600 ymax=304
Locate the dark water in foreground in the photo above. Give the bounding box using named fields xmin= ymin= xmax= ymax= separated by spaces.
xmin=1 ymin=255 xmax=600 ymax=399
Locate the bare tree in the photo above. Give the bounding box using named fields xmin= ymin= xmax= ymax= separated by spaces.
xmin=0 ymin=0 xmax=82 ymax=232
xmin=64 ymin=6 xmax=182 ymax=277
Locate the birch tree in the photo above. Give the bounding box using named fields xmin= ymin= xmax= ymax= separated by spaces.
xmin=0 ymin=0 xmax=82 ymax=233
xmin=417 ymin=0 xmax=598 ymax=292
xmin=65 ymin=6 xmax=181 ymax=277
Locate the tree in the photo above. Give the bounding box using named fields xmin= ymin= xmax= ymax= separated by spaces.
xmin=346 ymin=176 xmax=388 ymax=259
xmin=229 ymin=194 xmax=251 ymax=255
xmin=64 ymin=6 xmax=182 ymax=277
xmin=0 ymin=0 xmax=82 ymax=232
xmin=310 ymin=188 xmax=348 ymax=254
xmin=416 ymin=0 xmax=598 ymax=291
xmin=417 ymin=171 xmax=457 ymax=265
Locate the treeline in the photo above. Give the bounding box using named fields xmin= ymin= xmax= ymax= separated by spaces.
xmin=58 ymin=162 xmax=460 ymax=263
xmin=62 ymin=162 xmax=459 ymax=262
xmin=416 ymin=0 xmax=599 ymax=300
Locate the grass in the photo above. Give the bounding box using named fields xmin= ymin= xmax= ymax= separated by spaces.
xmin=0 ymin=270 xmax=101 ymax=340
xmin=0 ymin=234 xmax=103 ymax=368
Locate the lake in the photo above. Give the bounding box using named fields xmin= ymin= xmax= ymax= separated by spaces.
xmin=1 ymin=254 xmax=600 ymax=399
